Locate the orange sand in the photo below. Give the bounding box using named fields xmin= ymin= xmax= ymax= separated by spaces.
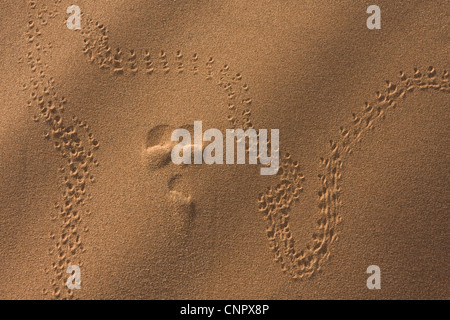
xmin=0 ymin=0 xmax=448 ymax=299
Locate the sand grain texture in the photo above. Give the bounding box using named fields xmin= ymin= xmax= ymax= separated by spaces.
xmin=0 ymin=0 xmax=448 ymax=299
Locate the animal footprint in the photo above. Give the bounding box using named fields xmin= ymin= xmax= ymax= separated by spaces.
xmin=168 ymin=174 xmax=195 ymax=229
xmin=143 ymin=124 xmax=202 ymax=225
xmin=143 ymin=124 xmax=175 ymax=169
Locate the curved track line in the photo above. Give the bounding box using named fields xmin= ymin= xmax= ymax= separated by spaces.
xmin=22 ymin=1 xmax=449 ymax=299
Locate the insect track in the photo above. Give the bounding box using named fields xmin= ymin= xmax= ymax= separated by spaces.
xmin=22 ymin=1 xmax=449 ymax=299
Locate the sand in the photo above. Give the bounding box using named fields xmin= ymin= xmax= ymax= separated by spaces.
xmin=0 ymin=0 xmax=448 ymax=300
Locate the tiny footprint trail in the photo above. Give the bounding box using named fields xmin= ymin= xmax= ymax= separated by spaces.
xmin=21 ymin=0 xmax=449 ymax=300
xmin=23 ymin=0 xmax=99 ymax=299
xmin=78 ymin=11 xmax=450 ymax=279
xmin=258 ymin=68 xmax=449 ymax=279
